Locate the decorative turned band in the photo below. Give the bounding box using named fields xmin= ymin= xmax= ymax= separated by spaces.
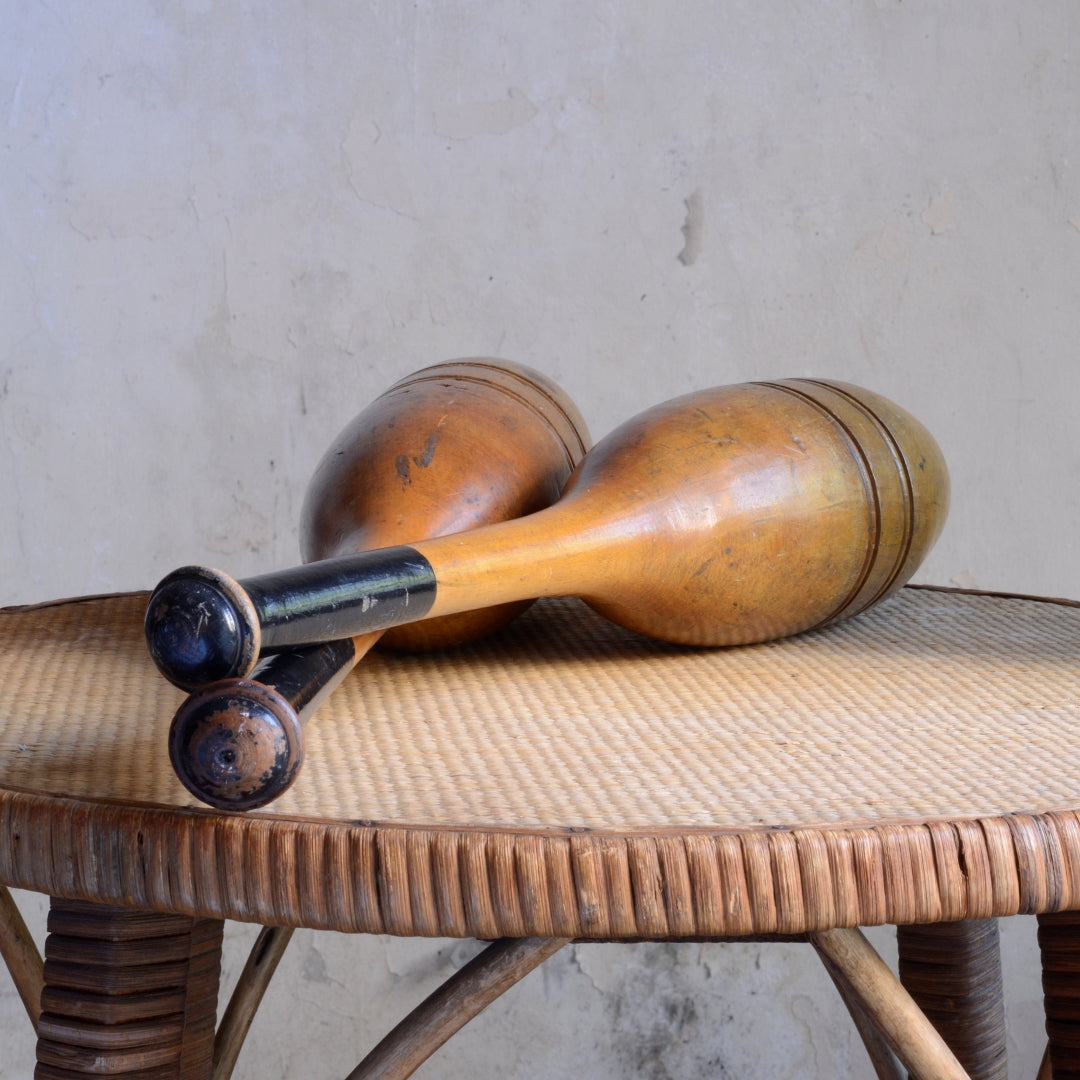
xmin=762 ymin=379 xmax=942 ymax=628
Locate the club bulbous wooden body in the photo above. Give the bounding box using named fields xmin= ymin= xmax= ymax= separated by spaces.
xmin=148 ymin=378 xmax=949 ymax=697
xmin=163 ymin=359 xmax=590 ymax=809
xmin=299 ymin=358 xmax=590 ymax=650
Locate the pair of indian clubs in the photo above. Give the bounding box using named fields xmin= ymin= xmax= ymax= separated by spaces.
xmin=145 ymin=359 xmax=949 ymax=810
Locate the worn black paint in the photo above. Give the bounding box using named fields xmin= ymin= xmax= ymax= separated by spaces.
xmin=145 ymin=572 xmax=257 ymax=691
xmin=244 ymin=546 xmax=437 ymax=651
xmin=169 ymin=684 xmax=300 ymax=809
xmin=250 ymin=637 xmax=358 ymax=711
xmin=169 ymin=639 xmax=359 ymax=810
xmin=146 ymin=546 xmax=436 ymax=689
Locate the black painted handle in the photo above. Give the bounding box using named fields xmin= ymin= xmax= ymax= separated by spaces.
xmin=145 ymin=546 xmax=436 ymax=690
xmin=168 ymin=637 xmax=358 ymax=810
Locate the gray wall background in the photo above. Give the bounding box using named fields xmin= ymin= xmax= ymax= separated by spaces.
xmin=2 ymin=2 xmax=1077 ymax=1076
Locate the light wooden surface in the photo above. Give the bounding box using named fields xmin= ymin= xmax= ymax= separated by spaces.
xmin=1 ymin=586 xmax=1079 ymax=938
xmin=2 ymin=585 xmax=1079 ymax=1078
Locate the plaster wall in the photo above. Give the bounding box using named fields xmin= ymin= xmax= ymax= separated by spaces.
xmin=1 ymin=2 xmax=1078 ymax=1075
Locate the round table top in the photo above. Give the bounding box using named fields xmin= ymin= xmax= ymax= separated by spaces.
xmin=0 ymin=586 xmax=1078 ymax=939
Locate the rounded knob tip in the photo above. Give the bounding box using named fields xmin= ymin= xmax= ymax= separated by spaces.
xmin=168 ymin=680 xmax=304 ymax=810
xmin=144 ymin=567 xmax=260 ymax=691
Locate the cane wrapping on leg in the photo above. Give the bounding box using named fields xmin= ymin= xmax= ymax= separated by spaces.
xmin=1038 ymin=911 xmax=1080 ymax=1080
xmin=35 ymin=898 xmax=223 ymax=1080
xmin=896 ymin=919 xmax=1007 ymax=1080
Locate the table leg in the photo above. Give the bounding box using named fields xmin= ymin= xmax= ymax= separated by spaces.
xmin=0 ymin=884 xmax=44 ymax=1027
xmin=821 ymin=956 xmax=905 ymax=1080
xmin=896 ymin=919 xmax=1008 ymax=1080
xmin=34 ymin=897 xmax=224 ymax=1080
xmin=1037 ymin=911 xmax=1080 ymax=1080
xmin=810 ymin=927 xmax=971 ymax=1080
xmin=213 ymin=925 xmax=294 ymax=1080
xmin=347 ymin=936 xmax=570 ymax=1080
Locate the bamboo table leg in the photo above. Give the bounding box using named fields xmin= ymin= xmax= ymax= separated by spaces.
xmin=213 ymin=925 xmax=294 ymax=1080
xmin=810 ymin=927 xmax=972 ymax=1080
xmin=0 ymin=884 xmax=44 ymax=1027
xmin=821 ymin=956 xmax=906 ymax=1080
xmin=347 ymin=936 xmax=570 ymax=1080
xmin=1038 ymin=1045 xmax=1055 ymax=1080
xmin=1037 ymin=911 xmax=1080 ymax=1080
xmin=896 ymin=919 xmax=1008 ymax=1080
xmin=34 ymin=897 xmax=224 ymax=1080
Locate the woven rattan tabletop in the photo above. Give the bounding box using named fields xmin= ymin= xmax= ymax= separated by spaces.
xmin=0 ymin=586 xmax=1078 ymax=938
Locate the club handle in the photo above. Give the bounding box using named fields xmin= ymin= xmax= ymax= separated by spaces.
xmin=146 ymin=547 xmax=437 ymax=690
xmin=168 ymin=636 xmax=362 ymax=810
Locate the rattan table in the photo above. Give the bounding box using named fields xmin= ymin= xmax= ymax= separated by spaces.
xmin=1 ymin=585 xmax=1079 ymax=1078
